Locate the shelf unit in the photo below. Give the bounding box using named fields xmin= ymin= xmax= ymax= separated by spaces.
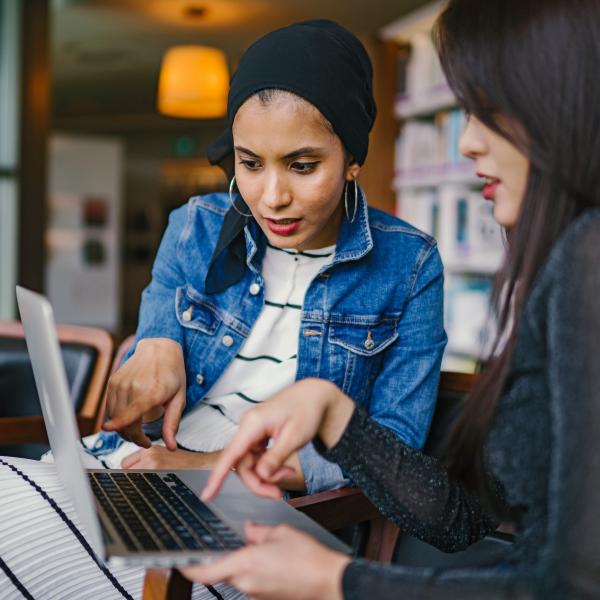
xmin=394 ymin=161 xmax=479 ymax=191
xmin=381 ymin=1 xmax=505 ymax=372
xmin=394 ymin=82 xmax=456 ymax=120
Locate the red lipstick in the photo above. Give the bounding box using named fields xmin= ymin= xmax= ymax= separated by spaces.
xmin=265 ymin=218 xmax=302 ymax=236
xmin=477 ymin=173 xmax=500 ymax=200
xmin=482 ymin=181 xmax=499 ymax=200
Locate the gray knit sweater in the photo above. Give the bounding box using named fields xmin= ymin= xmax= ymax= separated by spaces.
xmin=322 ymin=209 xmax=600 ymax=598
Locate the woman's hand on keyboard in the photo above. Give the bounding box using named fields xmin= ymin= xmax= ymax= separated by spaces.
xmin=102 ymin=338 xmax=187 ymax=450
xmin=202 ymin=378 xmax=354 ymax=501
xmin=180 ymin=521 xmax=349 ymax=600
xmin=120 ymin=446 xmax=221 ymax=470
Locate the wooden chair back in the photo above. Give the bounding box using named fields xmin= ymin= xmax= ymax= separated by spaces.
xmin=0 ymin=320 xmax=113 ymax=456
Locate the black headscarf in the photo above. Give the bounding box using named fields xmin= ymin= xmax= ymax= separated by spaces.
xmin=205 ymin=19 xmax=376 ymax=295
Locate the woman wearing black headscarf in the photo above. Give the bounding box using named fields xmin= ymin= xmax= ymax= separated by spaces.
xmin=100 ymin=20 xmax=446 ymax=492
xmin=0 ymin=21 xmax=446 ymax=599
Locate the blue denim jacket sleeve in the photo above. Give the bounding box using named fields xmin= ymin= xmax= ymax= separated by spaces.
xmin=368 ymin=244 xmax=446 ymax=449
xmin=134 ymin=206 xmax=188 ymax=346
xmin=298 ymin=442 xmax=351 ymax=494
xmin=121 ymin=207 xmax=190 ymax=442
xmin=298 ymin=244 xmax=446 ymax=494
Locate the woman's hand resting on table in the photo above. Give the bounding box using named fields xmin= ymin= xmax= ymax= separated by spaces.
xmin=180 ymin=521 xmax=350 ymax=600
xmin=121 ymin=444 xmax=309 ymax=491
xmin=120 ymin=446 xmax=221 ymax=470
xmin=202 ymin=378 xmax=355 ymax=501
xmin=102 ymin=338 xmax=187 ymax=450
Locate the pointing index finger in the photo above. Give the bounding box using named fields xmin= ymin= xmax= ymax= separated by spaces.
xmin=202 ymin=423 xmax=271 ymax=500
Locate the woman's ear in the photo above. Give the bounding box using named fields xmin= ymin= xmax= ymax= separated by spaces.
xmin=345 ymin=161 xmax=361 ymax=182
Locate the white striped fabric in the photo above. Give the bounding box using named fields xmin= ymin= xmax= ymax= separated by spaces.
xmin=197 ymin=243 xmax=335 ymax=446
xmin=0 ymin=457 xmax=245 ymax=599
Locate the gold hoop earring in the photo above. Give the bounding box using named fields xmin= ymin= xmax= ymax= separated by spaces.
xmin=229 ymin=176 xmax=252 ymax=218
xmin=344 ymin=178 xmax=358 ymax=223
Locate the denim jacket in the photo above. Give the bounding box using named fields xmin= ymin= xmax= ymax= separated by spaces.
xmin=94 ymin=191 xmax=447 ymax=494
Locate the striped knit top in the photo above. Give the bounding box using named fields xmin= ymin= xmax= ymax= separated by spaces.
xmin=173 ymin=242 xmax=335 ymax=453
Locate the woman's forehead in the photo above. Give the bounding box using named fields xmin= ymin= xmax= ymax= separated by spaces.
xmin=232 ymin=93 xmax=339 ymax=152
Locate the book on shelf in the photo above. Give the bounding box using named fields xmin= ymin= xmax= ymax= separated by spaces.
xmin=395 ymin=42 xmax=411 ymax=96
xmin=445 ymin=275 xmax=493 ymax=359
xmin=394 ymin=109 xmax=470 ymax=182
xmin=398 ymin=185 xmax=504 ymax=275
xmin=438 ymin=186 xmax=504 ymax=273
xmin=403 ymin=30 xmax=446 ymax=100
xmin=398 ymin=185 xmax=503 ymax=363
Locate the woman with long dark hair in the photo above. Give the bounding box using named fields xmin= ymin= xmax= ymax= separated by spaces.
xmin=185 ymin=0 xmax=600 ymax=597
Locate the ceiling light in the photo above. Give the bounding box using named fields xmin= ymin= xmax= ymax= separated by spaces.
xmin=184 ymin=5 xmax=208 ymax=19
xmin=157 ymin=45 xmax=228 ymax=119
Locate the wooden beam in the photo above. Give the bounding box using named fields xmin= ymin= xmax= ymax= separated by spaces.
xmin=18 ymin=0 xmax=50 ymax=293
xmin=358 ymin=35 xmax=399 ymax=215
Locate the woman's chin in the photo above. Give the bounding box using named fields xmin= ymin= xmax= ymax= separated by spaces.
xmin=492 ymin=200 xmax=519 ymax=229
xmin=263 ymin=231 xmax=303 ymax=250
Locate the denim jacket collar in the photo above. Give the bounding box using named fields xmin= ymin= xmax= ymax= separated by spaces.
xmin=330 ymin=187 xmax=373 ymax=266
xmin=244 ymin=219 xmax=265 ymax=276
xmin=207 ymin=187 xmax=373 ymax=292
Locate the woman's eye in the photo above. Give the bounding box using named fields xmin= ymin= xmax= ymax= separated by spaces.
xmin=239 ymin=159 xmax=261 ymax=170
xmin=291 ymin=161 xmax=319 ymax=173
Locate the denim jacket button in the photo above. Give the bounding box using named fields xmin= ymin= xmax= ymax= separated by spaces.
xmin=249 ymin=283 xmax=261 ymax=296
xmin=182 ymin=307 xmax=193 ymax=322
xmin=195 ymin=373 xmax=205 ymax=385
xmin=222 ymin=335 xmax=234 ymax=347
xmin=364 ymin=333 xmax=375 ymax=350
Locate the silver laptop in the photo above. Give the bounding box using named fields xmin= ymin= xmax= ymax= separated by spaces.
xmin=16 ymin=286 xmax=349 ymax=567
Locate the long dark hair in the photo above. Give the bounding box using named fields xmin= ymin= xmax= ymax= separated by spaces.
xmin=433 ymin=0 xmax=600 ymax=500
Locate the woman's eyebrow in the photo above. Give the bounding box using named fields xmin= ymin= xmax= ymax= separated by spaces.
xmin=235 ymin=145 xmax=261 ymax=158
xmin=234 ymin=145 xmax=324 ymax=160
xmin=283 ymin=147 xmax=324 ymax=159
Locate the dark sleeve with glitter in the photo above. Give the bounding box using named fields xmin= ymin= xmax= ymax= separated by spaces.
xmin=323 ymin=406 xmax=498 ymax=553
xmin=320 ymin=212 xmax=600 ymax=599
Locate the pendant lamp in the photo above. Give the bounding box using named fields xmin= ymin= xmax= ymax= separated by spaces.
xmin=157 ymin=45 xmax=229 ymax=118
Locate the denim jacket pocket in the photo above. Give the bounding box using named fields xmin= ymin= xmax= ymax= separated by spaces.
xmin=327 ymin=316 xmax=399 ymax=402
xmin=328 ymin=317 xmax=399 ymax=356
xmin=175 ymin=285 xmax=221 ymax=335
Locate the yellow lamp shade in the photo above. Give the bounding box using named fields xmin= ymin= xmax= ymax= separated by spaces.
xmin=158 ymin=45 xmax=229 ymax=119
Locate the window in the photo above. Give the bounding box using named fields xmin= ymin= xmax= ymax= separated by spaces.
xmin=0 ymin=0 xmax=21 ymax=319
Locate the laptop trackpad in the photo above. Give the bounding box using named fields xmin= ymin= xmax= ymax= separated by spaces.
xmin=175 ymin=470 xmax=349 ymax=552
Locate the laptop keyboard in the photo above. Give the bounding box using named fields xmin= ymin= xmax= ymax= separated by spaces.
xmin=89 ymin=471 xmax=244 ymax=552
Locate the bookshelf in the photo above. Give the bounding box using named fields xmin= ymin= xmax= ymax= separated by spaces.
xmin=381 ymin=1 xmax=505 ymax=373
xmin=394 ymin=82 xmax=455 ymax=119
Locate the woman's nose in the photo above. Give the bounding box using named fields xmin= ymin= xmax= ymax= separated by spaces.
xmin=459 ymin=115 xmax=487 ymax=160
xmin=261 ymin=173 xmax=292 ymax=211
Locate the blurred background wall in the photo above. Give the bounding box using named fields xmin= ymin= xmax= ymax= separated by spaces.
xmin=1 ymin=0 xmax=502 ymax=372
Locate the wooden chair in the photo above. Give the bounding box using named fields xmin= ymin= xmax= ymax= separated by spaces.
xmin=0 ymin=320 xmax=113 ymax=457
xmin=142 ymin=371 xmax=479 ymax=599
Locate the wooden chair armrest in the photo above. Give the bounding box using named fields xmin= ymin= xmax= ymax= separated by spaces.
xmin=0 ymin=416 xmax=48 ymax=444
xmin=143 ymin=568 xmax=192 ymax=600
xmin=0 ymin=415 xmax=97 ymax=445
xmin=288 ymin=486 xmax=381 ymax=531
xmin=288 ymin=487 xmax=400 ymax=563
